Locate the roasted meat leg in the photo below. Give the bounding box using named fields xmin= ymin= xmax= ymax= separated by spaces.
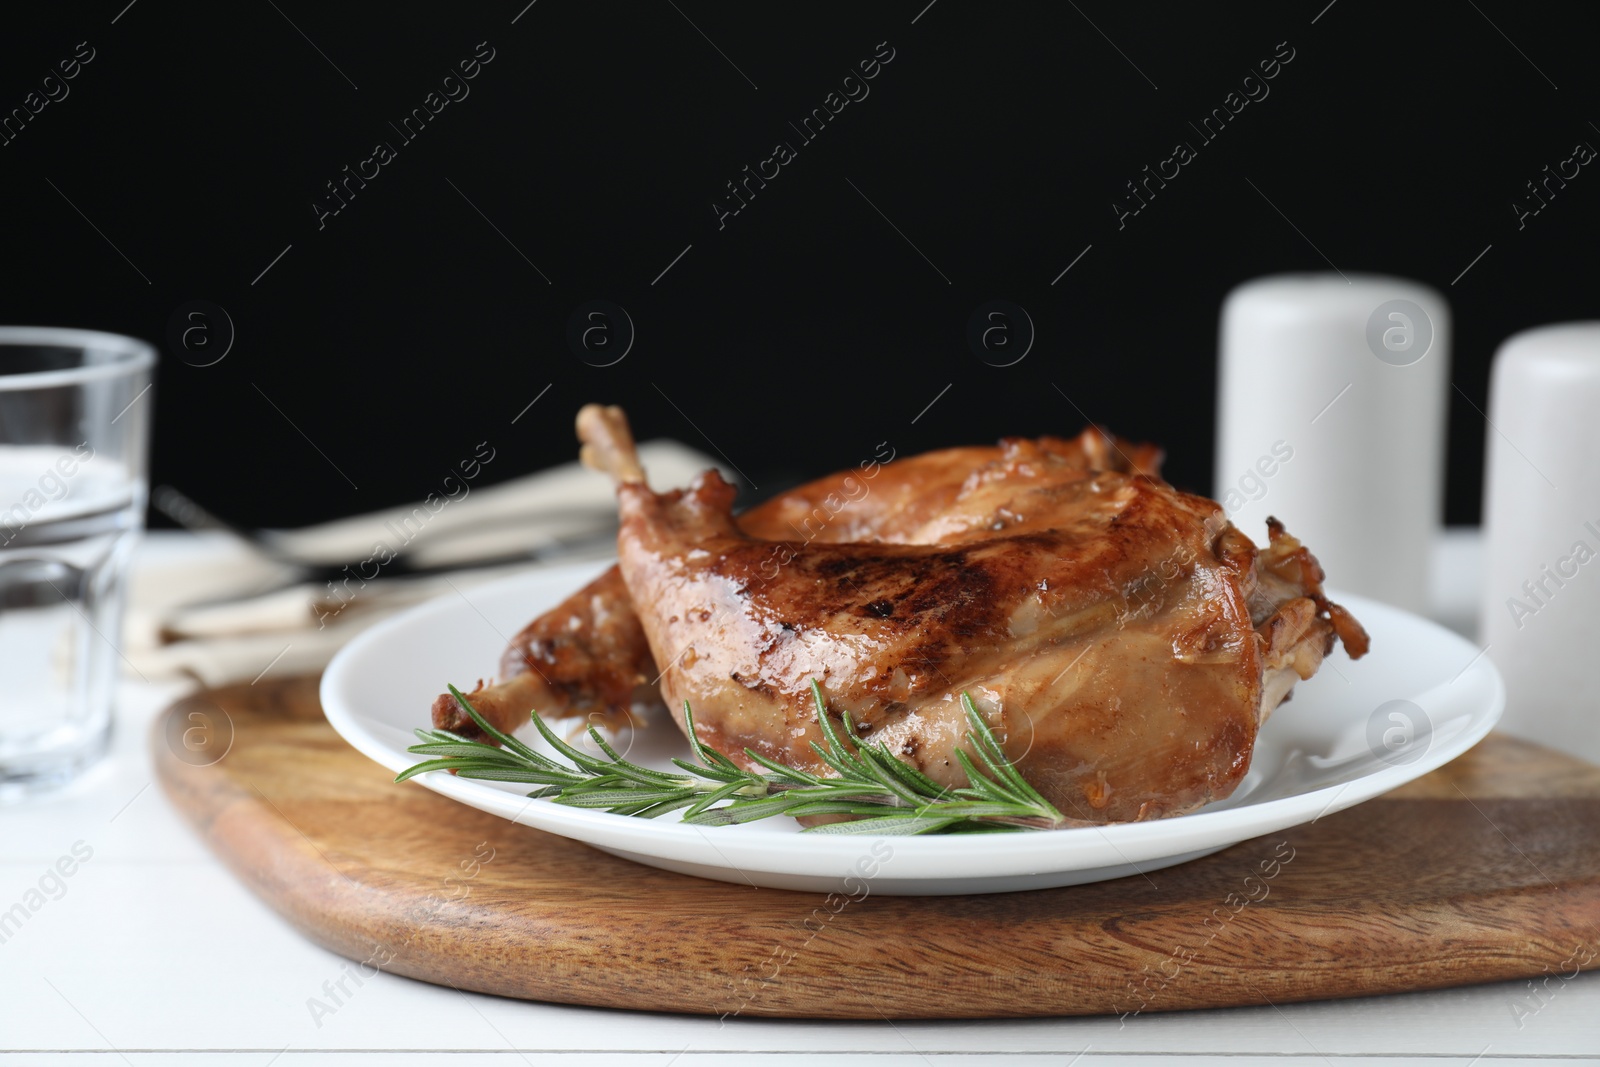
xmin=572 ymin=404 xmax=1366 ymax=823
xmin=433 ymin=423 xmax=1161 ymax=738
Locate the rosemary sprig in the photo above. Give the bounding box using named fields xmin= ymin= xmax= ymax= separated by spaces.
xmin=397 ymin=680 xmax=1069 ymax=835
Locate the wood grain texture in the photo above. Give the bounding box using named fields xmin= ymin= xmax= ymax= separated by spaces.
xmin=153 ymin=676 xmax=1600 ymax=1020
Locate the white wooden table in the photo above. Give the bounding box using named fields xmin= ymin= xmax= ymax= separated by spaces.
xmin=1 ymin=533 xmax=1595 ymax=1065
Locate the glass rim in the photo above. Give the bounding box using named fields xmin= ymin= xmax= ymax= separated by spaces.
xmin=0 ymin=326 xmax=156 ymax=391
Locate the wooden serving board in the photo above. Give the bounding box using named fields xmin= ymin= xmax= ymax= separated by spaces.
xmin=153 ymin=676 xmax=1600 ymax=1020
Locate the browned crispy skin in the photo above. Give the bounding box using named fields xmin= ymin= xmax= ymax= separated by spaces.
xmin=577 ymin=405 xmax=1366 ymax=824
xmin=433 ymin=428 xmax=1162 ymax=739
xmin=1257 ymin=516 xmax=1371 ymax=659
xmin=747 ymin=430 xmax=1162 ymax=545
xmin=429 ymin=567 xmax=658 ymax=741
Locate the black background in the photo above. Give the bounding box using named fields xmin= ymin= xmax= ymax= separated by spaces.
xmin=2 ymin=1 xmax=1595 ymax=529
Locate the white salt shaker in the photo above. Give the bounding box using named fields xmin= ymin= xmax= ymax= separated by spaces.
xmin=1480 ymin=323 xmax=1600 ymax=763
xmin=1216 ymin=274 xmax=1450 ymax=613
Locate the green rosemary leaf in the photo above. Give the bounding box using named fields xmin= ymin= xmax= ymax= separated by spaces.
xmin=412 ymin=727 xmax=477 ymax=744
xmin=856 ymin=742 xmax=947 ymax=798
xmin=406 ymin=741 xmax=528 ymax=760
xmin=394 ymin=757 xmax=473 ymax=783
xmin=740 ymin=748 xmax=823 ymax=785
xmin=855 ymin=741 xmax=947 ymax=802
xmin=807 ymin=783 xmax=911 ymax=804
xmin=667 ymin=756 xmax=747 ymax=783
xmin=558 ymin=773 xmax=650 ymax=793
xmin=953 ymin=749 xmax=1019 ymax=806
xmin=807 ymin=738 xmax=866 ymax=783
xmin=847 ymin=743 xmax=929 ymax=807
xmin=628 ymin=794 xmax=705 ymax=820
xmin=683 ymin=793 xmax=812 ymax=825
xmin=682 ymin=777 xmax=761 ymax=819
xmin=961 ymin=692 xmax=1061 ymax=816
xmin=899 ymin=800 xmax=1041 ymax=819
xmin=575 ymin=733 xmax=693 ymax=788
xmin=778 ymin=800 xmax=876 ymax=817
xmin=801 ymin=814 xmax=965 ymax=836
xmin=448 ymin=766 xmax=588 ymax=786
xmin=580 ymin=727 xmax=687 ymax=785
xmin=556 ymin=787 xmax=697 ymax=810
xmin=958 ymin=694 xmax=1026 ymax=786
xmin=683 ymin=703 xmax=742 ymax=773
xmin=809 ymin=681 xmax=872 ymax=779
xmin=528 ymin=710 xmax=628 ymax=777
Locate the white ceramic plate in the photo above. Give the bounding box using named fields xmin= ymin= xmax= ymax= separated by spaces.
xmin=322 ymin=560 xmax=1503 ymax=895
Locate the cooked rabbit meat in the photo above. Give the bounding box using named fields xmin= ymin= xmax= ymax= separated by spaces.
xmin=571 ymin=404 xmax=1366 ymax=824
xmin=434 ymin=426 xmax=1161 ymax=739
xmin=438 ymin=399 xmax=1363 ymax=825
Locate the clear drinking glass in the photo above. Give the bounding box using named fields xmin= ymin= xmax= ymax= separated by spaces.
xmin=0 ymin=327 xmax=154 ymax=799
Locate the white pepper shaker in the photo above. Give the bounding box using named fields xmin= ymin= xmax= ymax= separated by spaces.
xmin=1216 ymin=273 xmax=1450 ymax=613
xmin=1480 ymin=323 xmax=1600 ymax=763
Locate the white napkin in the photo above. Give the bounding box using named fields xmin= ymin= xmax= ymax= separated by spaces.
xmin=124 ymin=439 xmax=722 ymax=687
xmin=254 ymin=439 xmax=717 ymax=566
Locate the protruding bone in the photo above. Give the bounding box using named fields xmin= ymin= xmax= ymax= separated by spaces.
xmin=577 ymin=404 xmax=646 ymax=485
xmin=431 ymin=670 xmax=547 ymax=740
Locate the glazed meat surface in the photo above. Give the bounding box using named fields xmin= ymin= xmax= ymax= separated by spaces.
xmin=560 ymin=405 xmax=1366 ymax=824
xmin=434 ymin=427 xmax=1161 ymax=738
